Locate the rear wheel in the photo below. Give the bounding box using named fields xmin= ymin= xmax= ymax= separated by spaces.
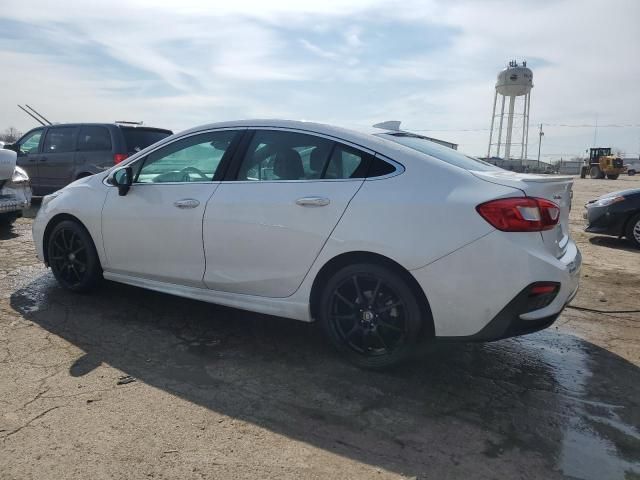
xmin=319 ymin=263 xmax=425 ymax=369
xmin=47 ymin=220 xmax=102 ymax=292
xmin=625 ymin=213 xmax=640 ymax=249
xmin=606 ymin=174 xmax=619 ymax=180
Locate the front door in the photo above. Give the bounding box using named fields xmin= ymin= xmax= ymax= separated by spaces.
xmin=39 ymin=126 xmax=78 ymax=193
xmin=203 ymin=129 xmax=370 ymax=297
xmin=15 ymin=128 xmax=45 ymax=192
xmin=101 ymin=129 xmax=241 ymax=287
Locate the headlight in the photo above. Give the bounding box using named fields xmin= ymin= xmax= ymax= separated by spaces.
xmin=10 ymin=166 xmax=30 ymax=184
xmin=594 ymin=195 xmax=625 ymax=207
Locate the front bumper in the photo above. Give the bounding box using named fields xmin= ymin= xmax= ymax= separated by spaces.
xmin=0 ymin=183 xmax=31 ymax=215
xmin=584 ymin=204 xmax=628 ymax=236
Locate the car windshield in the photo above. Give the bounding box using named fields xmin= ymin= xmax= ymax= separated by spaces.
xmin=121 ymin=128 xmax=172 ymax=154
xmin=378 ymin=133 xmax=501 ymax=172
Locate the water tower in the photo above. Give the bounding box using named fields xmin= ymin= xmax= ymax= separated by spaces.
xmin=487 ymin=60 xmax=533 ymax=161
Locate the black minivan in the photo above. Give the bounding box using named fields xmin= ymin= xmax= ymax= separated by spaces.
xmin=4 ymin=123 xmax=173 ymax=195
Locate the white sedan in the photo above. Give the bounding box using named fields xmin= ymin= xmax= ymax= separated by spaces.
xmin=33 ymin=120 xmax=581 ymax=368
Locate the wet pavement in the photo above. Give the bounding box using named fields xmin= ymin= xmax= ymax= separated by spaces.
xmin=1 ymin=214 xmax=640 ymax=479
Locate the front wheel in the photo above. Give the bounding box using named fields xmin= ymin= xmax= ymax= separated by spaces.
xmin=589 ymin=166 xmax=602 ymax=179
xmin=625 ymin=213 xmax=640 ymax=249
xmin=47 ymin=220 xmax=102 ymax=292
xmin=628 ymin=169 xmax=636 ymax=176
xmin=319 ymin=263 xmax=426 ymax=369
xmin=606 ymin=174 xmax=619 ymax=180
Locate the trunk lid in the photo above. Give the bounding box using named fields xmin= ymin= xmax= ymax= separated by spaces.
xmin=471 ymin=170 xmax=574 ymax=258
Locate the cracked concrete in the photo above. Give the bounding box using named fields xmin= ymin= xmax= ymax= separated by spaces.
xmin=0 ymin=177 xmax=639 ymax=479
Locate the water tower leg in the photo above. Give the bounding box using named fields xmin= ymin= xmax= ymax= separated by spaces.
xmin=520 ymin=94 xmax=528 ymax=161
xmin=504 ymin=95 xmax=516 ymax=160
xmin=496 ymin=95 xmax=506 ymax=157
xmin=524 ymin=92 xmax=531 ymax=160
xmin=487 ymin=89 xmax=498 ymax=158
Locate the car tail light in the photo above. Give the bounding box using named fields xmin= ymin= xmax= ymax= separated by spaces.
xmin=114 ymin=153 xmax=129 ymax=164
xmin=476 ymin=197 xmax=560 ymax=232
xmin=526 ymin=282 xmax=560 ymax=311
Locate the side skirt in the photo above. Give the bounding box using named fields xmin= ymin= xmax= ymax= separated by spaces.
xmin=102 ymin=271 xmax=312 ymax=322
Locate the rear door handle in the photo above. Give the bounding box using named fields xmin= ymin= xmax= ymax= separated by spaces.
xmin=296 ymin=196 xmax=330 ymax=207
xmin=174 ymin=198 xmax=200 ymax=209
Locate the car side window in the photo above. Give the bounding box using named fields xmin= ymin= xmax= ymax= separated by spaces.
xmin=78 ymin=126 xmax=112 ymax=152
xmin=43 ymin=127 xmax=76 ymax=154
xmin=136 ymin=130 xmax=238 ymax=183
xmin=237 ymin=130 xmax=333 ymax=181
xmin=18 ymin=129 xmax=43 ymax=155
xmin=324 ymin=144 xmax=370 ymax=179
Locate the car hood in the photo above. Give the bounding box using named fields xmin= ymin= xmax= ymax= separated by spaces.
xmin=594 ymin=188 xmax=640 ymax=200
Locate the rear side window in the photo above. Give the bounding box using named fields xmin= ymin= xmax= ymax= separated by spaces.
xmin=324 ymin=144 xmax=369 ymax=179
xmin=78 ymin=126 xmax=112 ymax=152
xmin=43 ymin=127 xmax=76 ymax=154
xmin=121 ymin=128 xmax=172 ymax=154
xmin=237 ymin=130 xmax=334 ymax=181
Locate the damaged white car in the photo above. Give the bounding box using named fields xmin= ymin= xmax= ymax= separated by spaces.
xmin=0 ymin=149 xmax=32 ymax=226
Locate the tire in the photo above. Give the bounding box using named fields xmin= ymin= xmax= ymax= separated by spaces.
xmin=47 ymin=220 xmax=102 ymax=292
xmin=629 ymin=169 xmax=636 ymax=176
xmin=0 ymin=213 xmax=17 ymax=226
xmin=319 ymin=263 xmax=425 ymax=369
xmin=580 ymin=166 xmax=588 ymax=179
xmin=625 ymin=213 xmax=640 ymax=249
xmin=607 ymin=174 xmax=619 ymax=180
xmin=590 ymin=166 xmax=602 ymax=179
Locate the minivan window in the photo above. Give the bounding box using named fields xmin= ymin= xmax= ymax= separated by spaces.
xmin=43 ymin=127 xmax=76 ymax=154
xmin=18 ymin=129 xmax=43 ymax=155
xmin=121 ymin=128 xmax=172 ymax=154
xmin=78 ymin=126 xmax=112 ymax=152
xmin=379 ymin=133 xmax=500 ymax=172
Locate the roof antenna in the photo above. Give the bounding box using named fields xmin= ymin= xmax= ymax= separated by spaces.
xmin=25 ymin=104 xmax=53 ymax=125
xmin=17 ymin=105 xmax=46 ymax=126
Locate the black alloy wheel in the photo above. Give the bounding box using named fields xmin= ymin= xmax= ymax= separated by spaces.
xmin=48 ymin=220 xmax=102 ymax=292
xmin=320 ymin=263 xmax=425 ymax=368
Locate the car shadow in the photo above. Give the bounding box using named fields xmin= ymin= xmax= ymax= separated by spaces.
xmin=9 ymin=273 xmax=640 ymax=478
xmin=0 ymin=223 xmax=19 ymax=240
xmin=588 ymin=235 xmax=638 ymax=252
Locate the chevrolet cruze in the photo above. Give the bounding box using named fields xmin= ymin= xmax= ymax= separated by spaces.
xmin=33 ymin=120 xmax=581 ymax=368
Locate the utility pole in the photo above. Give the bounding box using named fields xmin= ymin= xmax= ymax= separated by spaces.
xmin=536 ymin=123 xmax=544 ymax=172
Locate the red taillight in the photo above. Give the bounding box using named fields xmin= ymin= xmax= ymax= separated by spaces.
xmin=527 ymin=282 xmax=560 ymax=311
xmin=114 ymin=153 xmax=128 ymax=164
xmin=476 ymin=197 xmax=560 ymax=232
xmin=530 ymin=284 xmax=558 ymax=295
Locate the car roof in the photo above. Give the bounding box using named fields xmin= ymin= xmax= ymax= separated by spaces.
xmin=34 ymin=123 xmax=172 ymax=132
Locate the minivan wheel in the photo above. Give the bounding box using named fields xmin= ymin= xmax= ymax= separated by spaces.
xmin=625 ymin=213 xmax=640 ymax=249
xmin=319 ymin=263 xmax=423 ymax=369
xmin=48 ymin=220 xmax=102 ymax=292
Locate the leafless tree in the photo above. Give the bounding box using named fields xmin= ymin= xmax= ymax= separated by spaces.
xmin=0 ymin=127 xmax=22 ymax=143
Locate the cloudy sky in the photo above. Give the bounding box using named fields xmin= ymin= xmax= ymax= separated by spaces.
xmin=0 ymin=0 xmax=638 ymax=158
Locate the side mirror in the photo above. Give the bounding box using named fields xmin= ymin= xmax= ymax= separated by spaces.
xmin=110 ymin=166 xmax=133 ymax=196
xmin=3 ymin=143 xmax=18 ymax=153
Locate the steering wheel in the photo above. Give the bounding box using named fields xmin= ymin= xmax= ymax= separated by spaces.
xmin=180 ymin=166 xmax=209 ymax=182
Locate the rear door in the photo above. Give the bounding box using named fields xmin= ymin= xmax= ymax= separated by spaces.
xmin=76 ymin=125 xmax=114 ymax=174
xmin=39 ymin=126 xmax=79 ymax=192
xmin=202 ymin=128 xmax=369 ymax=297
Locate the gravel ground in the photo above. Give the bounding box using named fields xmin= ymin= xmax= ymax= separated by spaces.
xmin=1 ymin=176 xmax=639 ymax=480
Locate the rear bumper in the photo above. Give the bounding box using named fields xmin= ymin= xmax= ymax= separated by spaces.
xmin=0 ymin=183 xmax=31 ymax=215
xmin=410 ymin=230 xmax=581 ymax=338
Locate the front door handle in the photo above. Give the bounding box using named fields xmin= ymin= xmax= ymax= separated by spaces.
xmin=296 ymin=196 xmax=330 ymax=207
xmin=174 ymin=198 xmax=200 ymax=209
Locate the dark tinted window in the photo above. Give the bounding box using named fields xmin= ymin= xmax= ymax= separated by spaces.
xmin=238 ymin=130 xmax=333 ymax=181
xmin=121 ymin=128 xmax=172 ymax=154
xmin=379 ymin=133 xmax=500 ymax=172
xmin=368 ymin=156 xmax=396 ymax=177
xmin=78 ymin=126 xmax=112 ymax=152
xmin=43 ymin=127 xmax=76 ymax=154
xmin=324 ymin=144 xmax=369 ymax=179
xmin=136 ymin=130 xmax=237 ymax=183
